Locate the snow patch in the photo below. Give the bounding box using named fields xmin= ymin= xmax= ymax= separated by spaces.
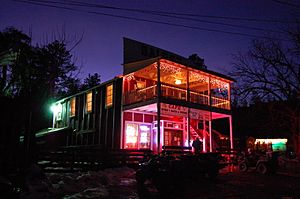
xmin=20 ymin=164 xmax=138 ymax=198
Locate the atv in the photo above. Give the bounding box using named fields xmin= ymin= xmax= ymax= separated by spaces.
xmin=136 ymin=152 xmax=220 ymax=194
xmin=238 ymin=151 xmax=279 ymax=174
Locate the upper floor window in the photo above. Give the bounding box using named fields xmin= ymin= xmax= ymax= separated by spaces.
xmin=70 ymin=97 xmax=76 ymax=117
xmin=86 ymin=92 xmax=93 ymax=113
xmin=106 ymin=84 xmax=113 ymax=107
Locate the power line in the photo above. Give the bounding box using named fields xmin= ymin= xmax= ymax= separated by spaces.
xmin=66 ymin=0 xmax=299 ymax=24
xmin=13 ymin=0 xmax=289 ymax=41
xmin=67 ymin=0 xmax=297 ymax=24
xmin=273 ymin=0 xmax=300 ymax=9
xmin=57 ymin=0 xmax=285 ymax=34
xmin=23 ymin=0 xmax=297 ymax=26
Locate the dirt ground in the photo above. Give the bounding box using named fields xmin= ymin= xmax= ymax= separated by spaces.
xmin=16 ymin=164 xmax=300 ymax=199
xmin=138 ymin=166 xmax=300 ymax=199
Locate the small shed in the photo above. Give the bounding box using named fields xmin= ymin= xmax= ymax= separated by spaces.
xmin=247 ymin=136 xmax=288 ymax=152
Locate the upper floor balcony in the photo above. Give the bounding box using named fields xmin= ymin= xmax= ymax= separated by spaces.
xmin=123 ymin=59 xmax=233 ymax=110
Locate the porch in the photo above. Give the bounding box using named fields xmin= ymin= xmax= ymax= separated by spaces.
xmin=121 ymin=102 xmax=233 ymax=153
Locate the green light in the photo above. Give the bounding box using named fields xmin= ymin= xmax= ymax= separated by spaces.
xmin=272 ymin=143 xmax=286 ymax=151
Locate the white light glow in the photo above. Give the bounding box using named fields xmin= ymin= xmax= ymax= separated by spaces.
xmin=126 ymin=126 xmax=136 ymax=136
xmin=174 ymin=124 xmax=180 ymax=128
xmin=175 ymin=79 xmax=182 ymax=85
xmin=255 ymin=138 xmax=288 ymax=144
xmin=51 ymin=103 xmax=62 ymax=115
xmin=140 ymin=132 xmax=148 ymax=143
xmin=140 ymin=125 xmax=150 ymax=131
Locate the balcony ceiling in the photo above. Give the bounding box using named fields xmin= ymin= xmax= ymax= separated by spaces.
xmin=124 ymin=57 xmax=234 ymax=82
xmin=129 ymin=103 xmax=157 ymax=113
xmin=127 ymin=103 xmax=230 ymax=119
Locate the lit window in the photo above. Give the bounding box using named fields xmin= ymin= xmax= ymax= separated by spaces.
xmin=51 ymin=103 xmax=62 ymax=121
xmin=86 ymin=92 xmax=93 ymax=113
xmin=70 ymin=97 xmax=76 ymax=117
xmin=106 ymin=84 xmax=113 ymax=107
xmin=125 ymin=123 xmax=138 ymax=148
xmin=139 ymin=124 xmax=151 ymax=149
xmin=125 ymin=123 xmax=151 ymax=149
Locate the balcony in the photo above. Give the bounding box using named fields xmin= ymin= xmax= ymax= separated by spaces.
xmin=123 ymin=59 xmax=232 ymax=110
xmin=123 ymin=84 xmax=230 ymax=110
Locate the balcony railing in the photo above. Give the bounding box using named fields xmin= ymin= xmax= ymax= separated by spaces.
xmin=161 ymin=84 xmax=187 ymax=100
xmin=211 ymin=96 xmax=230 ymax=110
xmin=124 ymin=84 xmax=230 ymax=110
xmin=190 ymin=91 xmax=209 ymax=105
xmin=124 ymin=85 xmax=157 ymax=104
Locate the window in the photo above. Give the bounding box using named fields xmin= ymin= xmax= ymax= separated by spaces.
xmin=125 ymin=123 xmax=138 ymax=148
xmin=86 ymin=92 xmax=93 ymax=113
xmin=106 ymin=84 xmax=113 ymax=107
xmin=139 ymin=124 xmax=151 ymax=149
xmin=125 ymin=123 xmax=151 ymax=149
xmin=70 ymin=97 xmax=76 ymax=117
xmin=51 ymin=103 xmax=62 ymax=120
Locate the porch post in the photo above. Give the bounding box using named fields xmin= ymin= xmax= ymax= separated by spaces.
xmin=208 ymin=76 xmax=212 ymax=152
xmin=120 ymin=112 xmax=124 ymax=149
xmin=203 ymin=119 xmax=207 ymax=152
xmin=157 ymin=60 xmax=161 ymax=153
xmin=120 ymin=78 xmax=125 ymax=149
xmin=229 ymin=115 xmax=233 ymax=149
xmin=187 ymin=69 xmax=190 ymax=147
xmin=187 ymin=109 xmax=190 ymax=147
xmin=209 ymin=115 xmax=213 ymax=152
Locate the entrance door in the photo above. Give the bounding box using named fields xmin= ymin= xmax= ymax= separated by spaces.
xmin=164 ymin=129 xmax=182 ymax=146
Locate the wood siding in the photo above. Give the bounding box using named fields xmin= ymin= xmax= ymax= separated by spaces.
xmin=50 ymin=78 xmax=123 ymax=149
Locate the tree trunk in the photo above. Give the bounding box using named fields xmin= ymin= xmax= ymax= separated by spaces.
xmin=297 ymin=116 xmax=300 ymax=157
xmin=0 ymin=64 xmax=7 ymax=92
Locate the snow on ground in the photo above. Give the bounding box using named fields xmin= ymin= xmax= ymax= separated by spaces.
xmin=20 ymin=165 xmax=139 ymax=199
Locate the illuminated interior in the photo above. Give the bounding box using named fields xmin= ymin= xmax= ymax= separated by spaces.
xmin=125 ymin=123 xmax=138 ymax=148
xmin=124 ymin=123 xmax=151 ymax=149
xmin=255 ymin=138 xmax=288 ymax=151
xmin=70 ymin=97 xmax=76 ymax=116
xmin=123 ymin=59 xmax=231 ymax=110
xmin=122 ymin=103 xmax=231 ymax=152
xmin=106 ymin=84 xmax=113 ymax=107
xmin=86 ymin=92 xmax=93 ymax=113
xmin=122 ymin=58 xmax=233 ymax=152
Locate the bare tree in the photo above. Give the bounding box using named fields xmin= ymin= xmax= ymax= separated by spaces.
xmin=81 ymin=73 xmax=101 ymax=91
xmin=231 ymin=28 xmax=300 ymax=155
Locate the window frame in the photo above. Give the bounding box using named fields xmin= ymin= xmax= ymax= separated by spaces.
xmin=86 ymin=91 xmax=93 ymax=113
xmin=70 ymin=97 xmax=76 ymax=117
xmin=124 ymin=121 xmax=151 ymax=149
xmin=105 ymin=84 xmax=113 ymax=108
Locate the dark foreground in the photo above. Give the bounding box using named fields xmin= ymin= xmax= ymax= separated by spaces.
xmin=139 ymin=167 xmax=300 ymax=199
xmin=2 ymin=165 xmax=300 ymax=199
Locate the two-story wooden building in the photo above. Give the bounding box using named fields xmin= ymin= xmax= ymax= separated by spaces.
xmin=40 ymin=38 xmax=234 ymax=153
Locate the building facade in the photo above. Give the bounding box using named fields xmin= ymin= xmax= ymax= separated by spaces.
xmin=42 ymin=39 xmax=234 ymax=153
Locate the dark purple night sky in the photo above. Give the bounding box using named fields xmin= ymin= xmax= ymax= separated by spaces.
xmin=1 ymin=0 xmax=299 ymax=81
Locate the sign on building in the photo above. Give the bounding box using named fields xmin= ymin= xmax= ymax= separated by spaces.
xmin=161 ymin=103 xmax=188 ymax=117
